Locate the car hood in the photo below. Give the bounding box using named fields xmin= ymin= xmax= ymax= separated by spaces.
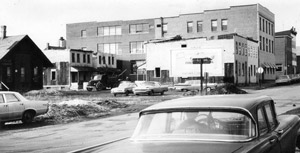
xmin=76 ymin=139 xmax=247 ymax=153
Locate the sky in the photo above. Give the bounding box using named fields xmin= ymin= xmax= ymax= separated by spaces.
xmin=1 ymin=0 xmax=300 ymax=51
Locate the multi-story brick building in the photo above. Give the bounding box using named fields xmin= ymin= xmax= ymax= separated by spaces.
xmin=66 ymin=3 xmax=275 ymax=82
xmin=275 ymin=27 xmax=297 ymax=77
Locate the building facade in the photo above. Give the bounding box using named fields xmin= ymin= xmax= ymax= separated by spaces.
xmin=0 ymin=26 xmax=53 ymax=92
xmin=43 ymin=41 xmax=95 ymax=90
xmin=66 ymin=3 xmax=275 ymax=82
xmin=145 ymin=34 xmax=258 ymax=85
xmin=275 ymin=28 xmax=297 ymax=77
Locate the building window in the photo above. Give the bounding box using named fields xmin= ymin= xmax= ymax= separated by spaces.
xmin=71 ymin=53 xmax=75 ymax=62
xmin=87 ymin=55 xmax=90 ymax=63
xmin=259 ymin=36 xmax=262 ymax=50
xmin=197 ymin=21 xmax=203 ymax=32
xmin=262 ymin=19 xmax=265 ymax=32
xmin=108 ymin=56 xmax=111 ymax=65
xmin=263 ymin=37 xmax=265 ymax=51
xmin=276 ymin=64 xmax=283 ymax=71
xmin=235 ymin=42 xmax=238 ymax=54
xmin=99 ymin=56 xmax=102 ymax=64
xmin=83 ymin=54 xmax=86 ymax=63
xmin=20 ymin=67 xmax=25 ymax=82
xmin=155 ymin=67 xmax=161 ymax=78
xmin=98 ymin=43 xmax=119 ymax=54
xmin=81 ymin=30 xmax=87 ymax=37
xmin=112 ymin=56 xmax=114 ymax=65
xmin=266 ymin=38 xmax=268 ymax=52
xmin=242 ymin=63 xmax=244 ymax=76
xmin=187 ymin=22 xmax=193 ymax=33
xmin=259 ymin=17 xmax=262 ymax=31
xmin=221 ymin=19 xmax=228 ymax=31
xmin=129 ymin=23 xmax=149 ymax=34
xmin=272 ymin=41 xmax=274 ymax=53
xmin=103 ymin=56 xmax=106 ymax=64
xmin=51 ymin=69 xmax=56 ymax=80
xmin=162 ymin=23 xmax=168 ymax=34
xmin=238 ymin=62 xmax=241 ymax=76
xmin=130 ymin=41 xmax=144 ymax=54
xmin=238 ymin=42 xmax=241 ymax=55
xmin=77 ymin=53 xmax=80 ymax=63
xmin=211 ymin=20 xmax=217 ymax=31
xmin=98 ymin=26 xmax=121 ymax=36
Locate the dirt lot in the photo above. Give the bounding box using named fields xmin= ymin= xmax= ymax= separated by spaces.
xmin=12 ymin=84 xmax=248 ymax=126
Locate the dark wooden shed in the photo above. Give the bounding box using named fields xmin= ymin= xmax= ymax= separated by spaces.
xmin=0 ymin=35 xmax=53 ymax=92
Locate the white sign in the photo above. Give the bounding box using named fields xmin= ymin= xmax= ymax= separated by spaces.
xmin=170 ymin=48 xmax=223 ymax=77
xmin=257 ymin=67 xmax=264 ymax=74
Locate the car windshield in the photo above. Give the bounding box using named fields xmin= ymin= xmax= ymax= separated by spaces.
xmin=118 ymin=82 xmax=135 ymax=87
xmin=131 ymin=110 xmax=256 ymax=142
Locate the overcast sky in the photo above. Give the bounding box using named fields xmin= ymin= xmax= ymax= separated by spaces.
xmin=1 ymin=0 xmax=300 ymax=50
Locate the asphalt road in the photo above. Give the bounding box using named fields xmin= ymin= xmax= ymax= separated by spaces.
xmin=1 ymin=84 xmax=300 ymax=153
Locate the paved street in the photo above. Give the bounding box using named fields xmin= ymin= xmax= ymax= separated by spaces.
xmin=1 ymin=84 xmax=300 ymax=153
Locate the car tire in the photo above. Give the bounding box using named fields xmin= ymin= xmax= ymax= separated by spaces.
xmin=148 ymin=91 xmax=154 ymax=96
xmin=22 ymin=111 xmax=35 ymax=124
xmin=161 ymin=91 xmax=164 ymax=95
xmin=113 ymin=93 xmax=117 ymax=97
xmin=87 ymin=88 xmax=92 ymax=92
xmin=0 ymin=121 xmax=5 ymax=128
xmin=125 ymin=91 xmax=129 ymax=96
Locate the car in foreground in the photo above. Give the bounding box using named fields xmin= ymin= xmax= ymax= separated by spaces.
xmin=174 ymin=80 xmax=218 ymax=92
xmin=0 ymin=91 xmax=49 ymax=126
xmin=111 ymin=81 xmax=136 ymax=96
xmin=133 ymin=81 xmax=168 ymax=96
xmin=70 ymin=95 xmax=300 ymax=153
xmin=275 ymin=75 xmax=292 ymax=85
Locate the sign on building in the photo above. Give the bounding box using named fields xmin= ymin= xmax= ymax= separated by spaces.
xmin=170 ymin=48 xmax=223 ymax=77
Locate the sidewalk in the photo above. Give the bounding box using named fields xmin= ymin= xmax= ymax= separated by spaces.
xmin=238 ymin=82 xmax=276 ymax=90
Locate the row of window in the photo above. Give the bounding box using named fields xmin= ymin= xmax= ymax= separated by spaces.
xmin=185 ymin=19 xmax=228 ymax=33
xmin=259 ymin=16 xmax=274 ymax=36
xmin=81 ymin=23 xmax=151 ymax=37
xmin=97 ymin=42 xmax=145 ymax=54
xmin=98 ymin=55 xmax=115 ymax=65
xmin=236 ymin=61 xmax=257 ymax=77
xmin=235 ymin=42 xmax=258 ymax=58
xmin=71 ymin=53 xmax=91 ymax=64
xmin=259 ymin=36 xmax=274 ymax=53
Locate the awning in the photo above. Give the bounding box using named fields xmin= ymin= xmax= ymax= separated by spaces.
xmin=261 ymin=63 xmax=270 ymax=68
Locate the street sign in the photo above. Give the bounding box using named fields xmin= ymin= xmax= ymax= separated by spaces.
xmin=257 ymin=67 xmax=264 ymax=74
xmin=192 ymin=58 xmax=212 ymax=64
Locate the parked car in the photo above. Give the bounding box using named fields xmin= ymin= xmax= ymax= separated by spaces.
xmin=0 ymin=91 xmax=49 ymax=126
xmin=111 ymin=81 xmax=136 ymax=96
xmin=174 ymin=80 xmax=217 ymax=92
xmin=133 ymin=81 xmax=168 ymax=96
xmin=275 ymin=75 xmax=292 ymax=85
xmin=71 ymin=95 xmax=300 ymax=153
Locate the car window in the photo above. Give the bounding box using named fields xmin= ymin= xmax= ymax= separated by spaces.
xmin=0 ymin=94 xmax=4 ymax=103
xmin=5 ymin=94 xmax=20 ymax=103
xmin=257 ymin=107 xmax=268 ymax=135
xmin=265 ymin=103 xmax=276 ymax=130
xmin=132 ymin=110 xmax=256 ymax=141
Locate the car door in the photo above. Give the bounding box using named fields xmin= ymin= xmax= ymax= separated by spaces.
xmin=255 ymin=104 xmax=281 ymax=153
xmin=0 ymin=94 xmax=9 ymax=121
xmin=4 ymin=93 xmax=25 ymax=120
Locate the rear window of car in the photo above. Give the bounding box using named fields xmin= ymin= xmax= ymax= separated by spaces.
xmin=131 ymin=110 xmax=256 ymax=141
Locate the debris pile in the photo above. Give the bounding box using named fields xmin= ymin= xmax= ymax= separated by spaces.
xmin=209 ymin=84 xmax=247 ymax=95
xmin=35 ymin=99 xmax=129 ymax=124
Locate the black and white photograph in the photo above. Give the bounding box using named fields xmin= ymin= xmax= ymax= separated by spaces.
xmin=1 ymin=0 xmax=300 ymax=152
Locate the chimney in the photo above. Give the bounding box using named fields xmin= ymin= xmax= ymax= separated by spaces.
xmin=1 ymin=25 xmax=7 ymax=39
xmin=58 ymin=37 xmax=66 ymax=48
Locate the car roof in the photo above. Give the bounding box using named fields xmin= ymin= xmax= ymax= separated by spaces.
xmin=0 ymin=91 xmax=19 ymax=94
xmin=141 ymin=94 xmax=272 ymax=113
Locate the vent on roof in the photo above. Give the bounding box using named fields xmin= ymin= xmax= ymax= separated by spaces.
xmin=1 ymin=25 xmax=7 ymax=39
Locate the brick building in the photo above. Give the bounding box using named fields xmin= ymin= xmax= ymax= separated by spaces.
xmin=66 ymin=3 xmax=275 ymax=82
xmin=275 ymin=27 xmax=297 ymax=77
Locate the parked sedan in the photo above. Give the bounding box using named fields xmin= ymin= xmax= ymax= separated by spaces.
xmin=0 ymin=91 xmax=49 ymax=126
xmin=174 ymin=80 xmax=217 ymax=92
xmin=111 ymin=81 xmax=136 ymax=96
xmin=71 ymin=95 xmax=300 ymax=153
xmin=275 ymin=75 xmax=292 ymax=85
xmin=133 ymin=81 xmax=168 ymax=96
